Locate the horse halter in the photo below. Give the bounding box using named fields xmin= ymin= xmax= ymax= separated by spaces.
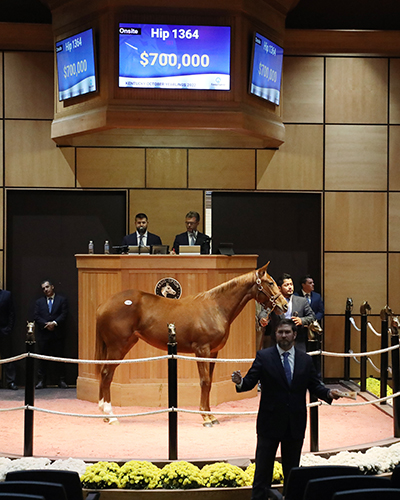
xmin=255 ymin=271 xmax=283 ymax=313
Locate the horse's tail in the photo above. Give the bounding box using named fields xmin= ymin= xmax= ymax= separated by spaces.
xmin=95 ymin=310 xmax=107 ymax=378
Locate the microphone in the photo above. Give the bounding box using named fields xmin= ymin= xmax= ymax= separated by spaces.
xmin=138 ymin=226 xmax=146 ymax=235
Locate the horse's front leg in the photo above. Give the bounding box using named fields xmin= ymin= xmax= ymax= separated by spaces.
xmin=99 ymin=362 xmax=120 ymax=425
xmin=196 ymin=352 xmax=218 ymax=427
xmin=208 ymin=358 xmax=219 ymax=425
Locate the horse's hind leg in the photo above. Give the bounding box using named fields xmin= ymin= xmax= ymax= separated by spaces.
xmin=99 ymin=362 xmax=120 ymax=425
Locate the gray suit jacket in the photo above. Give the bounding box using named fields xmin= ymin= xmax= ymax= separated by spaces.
xmin=258 ymin=295 xmax=315 ymax=351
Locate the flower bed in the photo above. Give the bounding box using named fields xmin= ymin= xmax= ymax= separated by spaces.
xmin=80 ymin=460 xmax=283 ymax=490
xmin=1 ymin=442 xmax=400 ymax=499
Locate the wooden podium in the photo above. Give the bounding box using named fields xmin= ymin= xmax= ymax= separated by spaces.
xmin=75 ymin=254 xmax=258 ymax=407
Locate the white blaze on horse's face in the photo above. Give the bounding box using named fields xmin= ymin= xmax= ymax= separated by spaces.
xmin=124 ymin=300 xmax=132 ymax=305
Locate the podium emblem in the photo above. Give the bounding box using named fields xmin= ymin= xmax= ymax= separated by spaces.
xmin=155 ymin=277 xmax=182 ymax=299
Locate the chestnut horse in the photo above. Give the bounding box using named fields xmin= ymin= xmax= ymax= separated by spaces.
xmin=95 ymin=262 xmax=287 ymax=425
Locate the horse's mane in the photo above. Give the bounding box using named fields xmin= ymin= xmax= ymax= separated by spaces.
xmin=193 ymin=269 xmax=254 ymax=301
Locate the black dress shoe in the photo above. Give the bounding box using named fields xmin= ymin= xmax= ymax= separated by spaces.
xmin=35 ymin=380 xmax=46 ymax=389
xmin=58 ymin=380 xmax=68 ymax=389
xmin=7 ymin=382 xmax=18 ymax=390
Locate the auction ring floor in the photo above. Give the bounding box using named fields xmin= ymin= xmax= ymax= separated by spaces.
xmin=0 ymin=386 xmax=395 ymax=462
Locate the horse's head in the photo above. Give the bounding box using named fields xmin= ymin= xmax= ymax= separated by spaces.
xmin=26 ymin=321 xmax=35 ymax=343
xmin=26 ymin=321 xmax=35 ymax=334
xmin=255 ymin=262 xmax=288 ymax=315
xmin=360 ymin=301 xmax=371 ymax=315
xmin=308 ymin=320 xmax=323 ymax=340
xmin=162 ymin=284 xmax=177 ymax=298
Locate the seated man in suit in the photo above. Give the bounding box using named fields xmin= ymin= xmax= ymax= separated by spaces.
xmin=122 ymin=213 xmax=162 ymax=247
xmin=171 ymin=211 xmax=210 ymax=255
xmin=34 ymin=280 xmax=68 ymax=389
xmin=294 ymin=274 xmax=324 ymax=322
xmin=258 ymin=273 xmax=315 ymax=352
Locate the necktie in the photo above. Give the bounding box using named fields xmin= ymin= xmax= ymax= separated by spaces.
xmin=282 ymin=352 xmax=291 ymax=385
xmin=48 ymin=298 xmax=53 ymax=313
xmin=190 ymin=233 xmax=196 ymax=246
xmin=139 ymin=235 xmax=143 ymax=247
xmin=306 ymin=293 xmax=311 ymax=304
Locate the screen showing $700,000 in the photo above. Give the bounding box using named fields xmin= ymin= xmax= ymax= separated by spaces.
xmin=56 ymin=28 xmax=97 ymax=101
xmin=119 ymin=24 xmax=231 ymax=91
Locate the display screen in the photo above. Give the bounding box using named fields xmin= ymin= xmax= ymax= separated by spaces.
xmin=55 ymin=28 xmax=97 ymax=101
xmin=119 ymin=23 xmax=231 ymax=91
xmin=249 ymin=32 xmax=283 ymax=105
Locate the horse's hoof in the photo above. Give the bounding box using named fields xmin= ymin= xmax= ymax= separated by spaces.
xmin=202 ymin=421 xmax=213 ymax=428
xmin=211 ymin=419 xmax=220 ymax=425
xmin=103 ymin=417 xmax=110 ymax=423
xmin=108 ymin=418 xmax=120 ymax=425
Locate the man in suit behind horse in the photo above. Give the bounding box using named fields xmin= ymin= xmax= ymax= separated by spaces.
xmin=0 ymin=288 xmax=17 ymax=389
xmin=231 ymin=318 xmax=342 ymax=499
xmin=258 ymin=273 xmax=315 ymax=352
xmin=294 ymin=274 xmax=324 ymax=322
xmin=171 ymin=211 xmax=210 ymax=254
xmin=122 ymin=213 xmax=162 ymax=247
xmin=34 ymin=280 xmax=68 ymax=389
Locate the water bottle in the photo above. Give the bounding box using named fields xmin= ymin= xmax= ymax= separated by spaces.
xmin=104 ymin=240 xmax=110 ymax=254
xmin=88 ymin=240 xmax=94 ymax=254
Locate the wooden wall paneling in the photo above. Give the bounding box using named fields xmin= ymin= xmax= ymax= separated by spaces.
xmin=0 ymin=190 xmax=3 ymax=250
xmin=389 ymin=192 xmax=400 ymax=251
xmin=146 ymin=149 xmax=188 ymax=189
xmin=128 ymin=189 xmax=205 ymax=251
xmin=323 ymin=316 xmax=345 ymax=379
xmin=0 ymin=122 xmax=3 ymax=186
xmin=324 ymin=315 xmax=382 ymax=379
xmin=325 ymin=58 xmax=388 ymax=124
xmin=324 ymin=253 xmax=387 ymax=315
xmin=325 ymin=125 xmax=387 ymax=191
xmin=389 ymin=126 xmax=400 ymax=190
xmin=281 ymin=56 xmax=324 ymax=124
xmin=0 ymin=251 xmax=3 ymax=289
xmin=78 ymin=269 xmax=122 ymax=381
xmin=0 ymin=53 xmax=3 ymax=118
xmin=76 ymin=148 xmax=145 ymax=188
xmin=325 ymin=192 xmax=387 ymax=252
xmin=388 ymin=253 xmax=400 ymax=311
xmin=4 ymin=52 xmax=53 ymax=120
xmin=257 ymin=124 xmax=323 ymax=190
xmin=188 ymin=150 xmax=255 ymax=189
xmin=5 ymin=121 xmax=76 ymax=187
xmin=390 ymin=59 xmax=400 ymax=124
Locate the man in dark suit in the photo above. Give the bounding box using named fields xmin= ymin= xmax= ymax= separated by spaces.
xmin=258 ymin=273 xmax=315 ymax=351
xmin=232 ymin=319 xmax=341 ymax=499
xmin=0 ymin=289 xmax=17 ymax=390
xmin=122 ymin=213 xmax=162 ymax=247
xmin=34 ymin=280 xmax=68 ymax=389
xmin=294 ymin=275 xmax=324 ymax=322
xmin=171 ymin=211 xmax=210 ymax=254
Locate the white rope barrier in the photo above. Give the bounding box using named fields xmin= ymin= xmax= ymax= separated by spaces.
xmin=368 ymin=322 xmax=381 ymax=337
xmin=0 ymin=406 xmax=27 ymax=412
xmin=27 ymin=406 xmax=170 ymax=418
xmin=0 ymin=343 xmax=398 ymax=367
xmin=350 ymin=317 xmax=361 ymax=331
xmin=0 ymin=353 xmax=30 ymax=365
xmin=348 ymin=349 xmax=360 ymax=364
xmin=0 ymin=391 xmax=395 ymax=419
xmin=30 ymin=353 xmax=171 ymax=364
xmin=367 ymin=357 xmax=381 ymax=373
